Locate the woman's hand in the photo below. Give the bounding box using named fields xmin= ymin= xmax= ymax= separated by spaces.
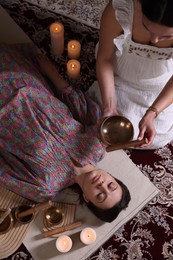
xmin=138 ymin=111 xmax=157 ymax=147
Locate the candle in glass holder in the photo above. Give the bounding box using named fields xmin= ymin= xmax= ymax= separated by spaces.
xmin=80 ymin=227 xmax=97 ymax=245
xmin=67 ymin=40 xmax=81 ymax=59
xmin=50 ymin=22 xmax=64 ymax=57
xmin=56 ymin=235 xmax=72 ymax=253
xmin=67 ymin=59 xmax=81 ymax=79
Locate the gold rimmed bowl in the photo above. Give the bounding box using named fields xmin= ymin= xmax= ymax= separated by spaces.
xmin=44 ymin=206 xmax=64 ymax=226
xmin=99 ymin=115 xmax=134 ymax=146
xmin=14 ymin=205 xmax=34 ymax=224
xmin=0 ymin=208 xmax=14 ymax=234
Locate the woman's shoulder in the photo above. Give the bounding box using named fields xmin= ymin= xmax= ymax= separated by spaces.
xmin=100 ymin=1 xmax=123 ymax=38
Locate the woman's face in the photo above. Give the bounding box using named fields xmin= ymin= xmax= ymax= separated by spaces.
xmin=81 ymin=169 xmax=123 ymax=209
xmin=142 ymin=15 xmax=173 ymax=44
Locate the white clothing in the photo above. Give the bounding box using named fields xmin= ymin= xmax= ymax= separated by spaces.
xmin=88 ymin=0 xmax=173 ymax=149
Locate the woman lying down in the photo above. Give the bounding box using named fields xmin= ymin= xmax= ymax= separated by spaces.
xmin=0 ymin=43 xmax=130 ymax=222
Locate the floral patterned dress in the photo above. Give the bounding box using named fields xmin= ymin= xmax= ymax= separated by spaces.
xmin=0 ymin=44 xmax=105 ymax=202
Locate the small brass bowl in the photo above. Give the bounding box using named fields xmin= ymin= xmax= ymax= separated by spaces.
xmin=15 ymin=205 xmax=34 ymax=224
xmin=99 ymin=115 xmax=134 ymax=146
xmin=0 ymin=209 xmax=13 ymax=234
xmin=44 ymin=206 xmax=64 ymax=226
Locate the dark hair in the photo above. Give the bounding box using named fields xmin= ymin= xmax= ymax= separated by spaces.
xmin=141 ymin=0 xmax=173 ymax=27
xmin=71 ymin=177 xmax=131 ymax=223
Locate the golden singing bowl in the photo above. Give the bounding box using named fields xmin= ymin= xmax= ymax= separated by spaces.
xmin=99 ymin=115 xmax=134 ymax=146
xmin=44 ymin=206 xmax=64 ymax=226
xmin=0 ymin=208 xmax=13 ymax=234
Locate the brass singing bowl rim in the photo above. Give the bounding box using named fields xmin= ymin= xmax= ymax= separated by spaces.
xmin=99 ymin=115 xmax=134 ymax=146
xmin=44 ymin=206 xmax=64 ymax=225
xmin=0 ymin=208 xmax=14 ymax=234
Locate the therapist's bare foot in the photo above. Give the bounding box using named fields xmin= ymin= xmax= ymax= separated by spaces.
xmin=36 ymin=54 xmax=68 ymax=90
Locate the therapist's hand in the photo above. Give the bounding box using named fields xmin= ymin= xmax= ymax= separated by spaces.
xmin=138 ymin=112 xmax=156 ymax=146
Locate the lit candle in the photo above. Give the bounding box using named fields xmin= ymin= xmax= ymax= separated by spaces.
xmin=56 ymin=235 xmax=72 ymax=253
xmin=67 ymin=40 xmax=81 ymax=59
xmin=50 ymin=22 xmax=64 ymax=57
xmin=80 ymin=227 xmax=97 ymax=245
xmin=67 ymin=59 xmax=81 ymax=79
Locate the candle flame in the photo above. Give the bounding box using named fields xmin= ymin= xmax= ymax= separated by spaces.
xmin=51 ymin=23 xmax=62 ymax=32
xmin=70 ymin=63 xmax=77 ymax=70
xmin=71 ymin=44 xmax=75 ymax=49
xmin=50 ymin=22 xmax=64 ymax=35
xmin=55 ymin=26 xmax=61 ymax=32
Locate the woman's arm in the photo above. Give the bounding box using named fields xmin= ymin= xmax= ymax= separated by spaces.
xmin=151 ymin=75 xmax=173 ymax=112
xmin=138 ymin=75 xmax=173 ymax=145
xmin=96 ymin=1 xmax=123 ymax=118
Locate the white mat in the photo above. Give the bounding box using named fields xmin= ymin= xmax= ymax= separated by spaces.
xmin=23 ymin=150 xmax=159 ymax=260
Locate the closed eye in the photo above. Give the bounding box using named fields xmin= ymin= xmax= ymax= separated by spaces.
xmin=96 ymin=192 xmax=106 ymax=203
xmin=108 ymin=182 xmax=118 ymax=191
xmin=96 ymin=183 xmax=118 ymax=203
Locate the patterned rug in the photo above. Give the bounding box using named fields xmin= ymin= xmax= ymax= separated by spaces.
xmin=1 ymin=1 xmax=173 ymax=259
xmin=24 ymin=0 xmax=109 ymax=29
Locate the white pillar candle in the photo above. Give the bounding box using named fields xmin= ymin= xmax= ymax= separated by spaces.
xmin=56 ymin=235 xmax=72 ymax=253
xmin=80 ymin=227 xmax=97 ymax=245
xmin=67 ymin=59 xmax=81 ymax=79
xmin=50 ymin=22 xmax=64 ymax=57
xmin=67 ymin=40 xmax=81 ymax=59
